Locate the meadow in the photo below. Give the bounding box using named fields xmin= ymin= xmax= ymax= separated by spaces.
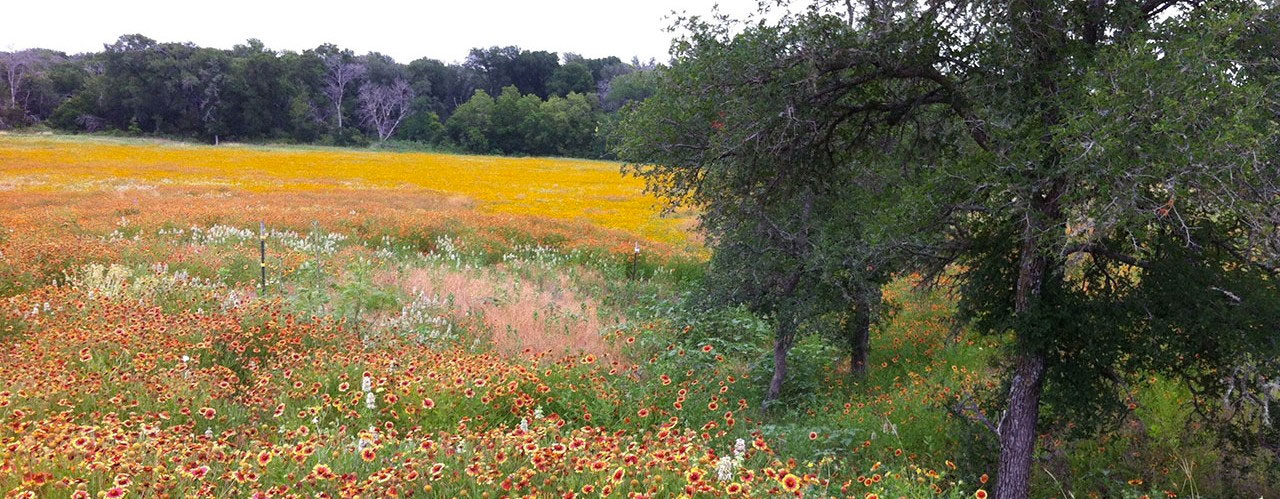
xmin=0 ymin=135 xmax=1250 ymax=498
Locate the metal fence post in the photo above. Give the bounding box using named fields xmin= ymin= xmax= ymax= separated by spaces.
xmin=259 ymin=221 xmax=267 ymax=296
xmin=629 ymin=242 xmax=640 ymax=280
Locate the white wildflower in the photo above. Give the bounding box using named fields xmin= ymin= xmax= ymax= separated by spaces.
xmin=716 ymin=455 xmax=735 ymax=482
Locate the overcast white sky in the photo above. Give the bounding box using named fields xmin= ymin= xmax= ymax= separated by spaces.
xmin=2 ymin=0 xmax=761 ymax=63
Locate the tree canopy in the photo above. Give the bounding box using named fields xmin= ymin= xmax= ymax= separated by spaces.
xmin=0 ymin=37 xmax=657 ymax=156
xmin=615 ymin=1 xmax=1280 ymax=497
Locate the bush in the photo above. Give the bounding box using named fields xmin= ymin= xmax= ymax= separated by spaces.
xmin=326 ymin=127 xmax=370 ymax=147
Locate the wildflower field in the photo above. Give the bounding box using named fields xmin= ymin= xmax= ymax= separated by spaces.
xmin=0 ymin=135 xmax=1240 ymax=498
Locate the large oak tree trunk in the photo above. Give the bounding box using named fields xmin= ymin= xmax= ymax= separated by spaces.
xmin=994 ymin=350 xmax=1046 ymax=499
xmin=996 ymin=211 xmax=1055 ymax=499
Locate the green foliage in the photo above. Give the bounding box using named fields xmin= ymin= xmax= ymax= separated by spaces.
xmin=446 ymin=86 xmax=603 ymax=157
xmin=333 ymin=257 xmax=401 ymax=324
xmin=18 ymin=37 xmax=652 ymax=157
xmin=291 ymin=256 xmax=330 ymax=317
xmin=405 ymin=57 xmax=473 ymax=118
xmin=547 ymin=62 xmax=594 ymax=97
xmin=492 ymin=86 xmax=543 ymax=154
xmin=530 ymin=92 xmax=600 ymax=157
xmin=217 ymin=254 xmax=261 ymax=286
xmin=445 ymin=89 xmax=494 ymax=152
xmin=288 ymin=94 xmax=324 ymax=142
xmin=615 ymin=0 xmax=1280 ymax=495
xmin=613 ymin=3 xmax=898 ymax=409
xmin=466 ymin=46 xmax=560 ymax=98
xmin=397 ymin=100 xmax=445 ymax=144
xmin=675 ymin=302 xmax=773 ymax=360
xmin=325 ymin=127 xmax=370 ymax=147
xmin=601 ymin=69 xmax=658 ymax=111
xmin=748 ymin=335 xmax=841 ymax=404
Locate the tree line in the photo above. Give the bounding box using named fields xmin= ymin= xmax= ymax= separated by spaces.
xmin=615 ymin=1 xmax=1279 ymax=498
xmin=0 ymin=36 xmax=659 ymax=157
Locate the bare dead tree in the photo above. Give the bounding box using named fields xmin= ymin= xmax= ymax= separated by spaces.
xmin=322 ymin=57 xmax=365 ymax=130
xmin=0 ymin=50 xmax=40 ymax=110
xmin=357 ymin=79 xmax=414 ymax=142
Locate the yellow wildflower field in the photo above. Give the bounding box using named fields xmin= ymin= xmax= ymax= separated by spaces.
xmin=0 ymin=135 xmax=695 ymax=249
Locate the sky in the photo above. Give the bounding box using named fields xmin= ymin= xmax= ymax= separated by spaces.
xmin=1 ymin=0 xmax=760 ymax=63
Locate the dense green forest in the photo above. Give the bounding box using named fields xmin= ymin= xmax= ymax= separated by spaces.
xmin=0 ymin=36 xmax=658 ymax=157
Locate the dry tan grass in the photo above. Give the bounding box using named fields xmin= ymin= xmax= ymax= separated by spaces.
xmin=387 ymin=266 xmax=621 ymax=361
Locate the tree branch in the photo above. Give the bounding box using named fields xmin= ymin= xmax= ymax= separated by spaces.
xmin=1063 ymin=243 xmax=1150 ymax=268
xmin=887 ymin=66 xmax=992 ymax=153
xmin=949 ymin=395 xmax=1000 ymax=437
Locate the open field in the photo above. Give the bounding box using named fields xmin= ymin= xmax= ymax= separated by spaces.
xmin=0 ymin=135 xmax=1260 ymax=498
xmin=0 ymin=135 xmax=696 ymax=251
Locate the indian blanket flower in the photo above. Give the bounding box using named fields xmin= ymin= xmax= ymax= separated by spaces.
xmin=781 ymin=473 xmax=802 ymax=493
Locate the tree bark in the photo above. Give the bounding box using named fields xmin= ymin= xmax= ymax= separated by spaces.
xmin=994 ymin=350 xmax=1046 ymax=499
xmin=764 ymin=313 xmax=797 ymax=412
xmin=995 ymin=203 xmax=1056 ymax=499
xmin=763 ymin=237 xmax=808 ymax=413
